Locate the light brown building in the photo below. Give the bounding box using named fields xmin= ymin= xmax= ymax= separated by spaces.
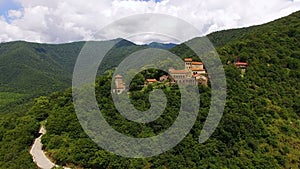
xmin=112 ymin=74 xmax=126 ymax=94
xmin=159 ymin=75 xmax=169 ymax=82
xmin=191 ymin=62 xmax=204 ymax=70
xmin=169 ymin=68 xmax=197 ymax=85
xmin=184 ymin=58 xmax=206 ymax=75
xmin=142 ymin=58 xmax=207 ymax=87
xmin=191 ymin=68 xmax=206 ymax=75
xmin=193 ymin=74 xmax=208 ymax=86
xmin=145 ymin=79 xmax=158 ymax=85
xmin=184 ymin=58 xmax=193 ymax=70
xmin=166 ymin=58 xmax=207 ymax=86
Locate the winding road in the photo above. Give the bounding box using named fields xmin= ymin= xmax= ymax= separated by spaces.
xmin=30 ymin=126 xmax=70 ymax=169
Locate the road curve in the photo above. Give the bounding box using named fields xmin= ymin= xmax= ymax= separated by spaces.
xmin=30 ymin=126 xmax=56 ymax=169
xmin=30 ymin=126 xmax=71 ymax=169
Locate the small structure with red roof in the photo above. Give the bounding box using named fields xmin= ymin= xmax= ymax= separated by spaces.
xmin=235 ymin=62 xmax=249 ymax=69
xmin=145 ymin=79 xmax=158 ymax=85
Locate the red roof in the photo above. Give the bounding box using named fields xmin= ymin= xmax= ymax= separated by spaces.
xmin=146 ymin=79 xmax=158 ymax=83
xmin=184 ymin=58 xmax=193 ymax=62
xmin=235 ymin=62 xmax=248 ymax=66
xmin=192 ymin=62 xmax=203 ymax=65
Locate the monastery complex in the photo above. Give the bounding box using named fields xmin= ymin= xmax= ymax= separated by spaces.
xmin=112 ymin=58 xmax=209 ymax=94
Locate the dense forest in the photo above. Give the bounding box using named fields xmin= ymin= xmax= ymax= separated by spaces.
xmin=0 ymin=11 xmax=299 ymax=168
xmin=0 ymin=39 xmax=148 ymax=113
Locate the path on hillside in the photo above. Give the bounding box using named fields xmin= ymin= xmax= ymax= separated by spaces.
xmin=30 ymin=126 xmax=70 ymax=169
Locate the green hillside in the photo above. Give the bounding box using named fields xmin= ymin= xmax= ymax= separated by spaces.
xmin=0 ymin=39 xmax=146 ymax=95
xmin=0 ymin=11 xmax=299 ymax=169
xmin=0 ymin=39 xmax=147 ymax=168
xmin=32 ymin=11 xmax=300 ymax=168
xmin=0 ymin=41 xmax=82 ymax=93
xmin=0 ymin=39 xmax=146 ymax=112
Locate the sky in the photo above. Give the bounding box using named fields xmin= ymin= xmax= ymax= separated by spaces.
xmin=0 ymin=0 xmax=300 ymax=44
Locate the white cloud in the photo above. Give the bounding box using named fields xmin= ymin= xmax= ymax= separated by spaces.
xmin=8 ymin=9 xmax=22 ymax=19
xmin=0 ymin=0 xmax=299 ymax=44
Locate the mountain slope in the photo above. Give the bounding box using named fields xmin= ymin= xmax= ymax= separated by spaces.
xmin=0 ymin=41 xmax=83 ymax=94
xmin=170 ymin=11 xmax=300 ymax=168
xmin=41 ymin=10 xmax=300 ymax=168
xmin=0 ymin=39 xmax=147 ymax=111
xmin=208 ymin=11 xmax=300 ymax=48
xmin=13 ymin=10 xmax=299 ymax=169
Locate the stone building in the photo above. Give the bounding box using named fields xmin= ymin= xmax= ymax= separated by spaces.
xmin=159 ymin=75 xmax=169 ymax=82
xmin=169 ymin=68 xmax=197 ymax=85
xmin=112 ymin=74 xmax=126 ymax=94
xmin=168 ymin=58 xmax=207 ymax=85
xmin=132 ymin=58 xmax=208 ymax=88
xmin=184 ymin=58 xmax=206 ymax=75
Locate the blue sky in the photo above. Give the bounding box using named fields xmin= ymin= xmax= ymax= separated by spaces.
xmin=0 ymin=0 xmax=21 ymax=21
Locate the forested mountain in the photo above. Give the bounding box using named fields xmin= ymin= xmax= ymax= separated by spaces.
xmin=0 ymin=41 xmax=83 ymax=94
xmin=0 ymin=39 xmax=147 ymax=95
xmin=0 ymin=11 xmax=299 ymax=169
xmin=0 ymin=39 xmax=146 ymax=112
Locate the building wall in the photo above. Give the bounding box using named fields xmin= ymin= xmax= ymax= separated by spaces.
xmin=192 ymin=70 xmax=206 ymax=75
xmin=115 ymin=78 xmax=122 ymax=89
xmin=185 ymin=62 xmax=192 ymax=70
xmin=192 ymin=64 xmax=204 ymax=69
xmin=113 ymin=76 xmax=126 ymax=94
xmin=170 ymin=72 xmax=197 ymax=85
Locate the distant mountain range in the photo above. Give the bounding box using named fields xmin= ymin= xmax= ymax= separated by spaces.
xmin=147 ymin=42 xmax=177 ymax=49
xmin=0 ymin=39 xmax=175 ymax=98
xmin=0 ymin=39 xmax=147 ymax=95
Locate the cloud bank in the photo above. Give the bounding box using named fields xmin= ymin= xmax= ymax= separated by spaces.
xmin=0 ymin=0 xmax=299 ymax=44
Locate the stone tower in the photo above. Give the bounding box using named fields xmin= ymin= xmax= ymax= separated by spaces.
xmin=112 ymin=74 xmax=126 ymax=94
xmin=184 ymin=58 xmax=193 ymax=71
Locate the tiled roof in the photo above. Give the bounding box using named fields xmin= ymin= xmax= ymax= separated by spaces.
xmin=146 ymin=79 xmax=158 ymax=82
xmin=235 ymin=62 xmax=248 ymax=66
xmin=192 ymin=62 xmax=203 ymax=65
xmin=184 ymin=58 xmax=193 ymax=62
